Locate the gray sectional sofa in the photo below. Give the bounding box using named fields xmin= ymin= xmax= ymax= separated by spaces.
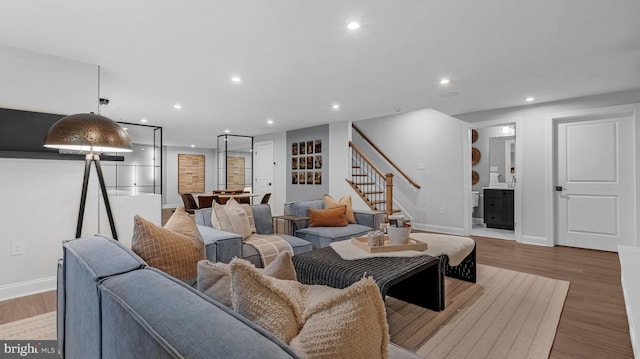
xmin=57 ymin=235 xmax=420 ymax=358
xmin=284 ymin=199 xmax=385 ymax=248
xmin=193 ymin=204 xmax=312 ymax=267
xmin=57 ymin=235 xmax=299 ymax=359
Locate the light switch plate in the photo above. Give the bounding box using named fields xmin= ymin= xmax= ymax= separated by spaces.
xmin=11 ymin=241 xmax=25 ymax=256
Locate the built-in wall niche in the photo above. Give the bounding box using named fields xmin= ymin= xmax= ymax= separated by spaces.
xmin=101 ymin=122 xmax=163 ymax=196
xmin=217 ymin=134 xmax=253 ymax=191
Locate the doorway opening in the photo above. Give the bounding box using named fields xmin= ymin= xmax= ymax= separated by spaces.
xmin=469 ymin=122 xmax=518 ymax=241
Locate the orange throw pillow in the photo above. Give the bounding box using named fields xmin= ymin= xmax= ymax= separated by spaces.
xmin=323 ymin=194 xmax=356 ymax=224
xmin=308 ymin=206 xmax=348 ymax=227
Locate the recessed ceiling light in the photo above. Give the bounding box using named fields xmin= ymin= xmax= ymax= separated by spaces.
xmin=173 ymin=104 xmax=182 ymax=109
xmin=525 ymin=97 xmax=535 ymax=102
xmin=267 ymin=119 xmax=274 ymax=125
xmin=231 ymin=76 xmax=241 ymax=83
xmin=190 ymin=144 xmax=195 ymax=148
xmin=332 ymin=103 xmax=340 ymax=110
xmin=224 ymin=129 xmax=230 ymax=133
xmin=347 ymin=22 xmax=360 ymax=30
xmin=140 ymin=118 xmax=148 ymax=123
xmin=439 ymin=78 xmax=452 ymax=85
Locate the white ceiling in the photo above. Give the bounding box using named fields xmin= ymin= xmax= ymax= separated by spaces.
xmin=1 ymin=1 xmax=639 ymax=148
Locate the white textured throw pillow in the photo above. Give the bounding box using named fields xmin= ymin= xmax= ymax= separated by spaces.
xmin=226 ymin=198 xmax=252 ymax=239
xmin=211 ymin=198 xmax=255 ymax=239
xmin=229 ymin=259 xmax=389 ymax=359
xmin=211 ymin=201 xmax=232 ymax=231
xmin=197 ymin=252 xmax=297 ymax=308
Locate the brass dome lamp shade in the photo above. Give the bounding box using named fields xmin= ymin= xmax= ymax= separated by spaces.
xmin=44 ymin=113 xmax=132 ymax=241
xmin=44 ymin=113 xmax=133 ymax=153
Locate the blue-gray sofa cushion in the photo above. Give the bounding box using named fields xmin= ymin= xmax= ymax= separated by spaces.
xmin=242 ymin=234 xmax=312 ymax=267
xmin=194 ymin=205 xmax=312 ymax=266
xmin=284 ymin=199 xmax=385 ymax=249
xmin=59 ymin=236 xmax=146 ymax=359
xmin=296 ymin=224 xmax=372 ymax=249
xmin=99 ymin=267 xmax=299 ymax=359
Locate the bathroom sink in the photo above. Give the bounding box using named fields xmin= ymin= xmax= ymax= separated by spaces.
xmin=488 ymin=183 xmax=509 ymax=189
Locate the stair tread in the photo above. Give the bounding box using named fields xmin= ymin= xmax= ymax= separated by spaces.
xmin=351 ymin=174 xmax=367 ymax=176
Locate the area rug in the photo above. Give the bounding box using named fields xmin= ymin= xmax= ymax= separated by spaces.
xmin=388 ymin=264 xmax=570 ymax=359
xmin=0 ymin=311 xmax=56 ymax=340
xmin=0 ymin=265 xmax=569 ymax=359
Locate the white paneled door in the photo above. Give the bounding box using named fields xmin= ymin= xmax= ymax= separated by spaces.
xmin=555 ymin=111 xmax=635 ymax=251
xmin=253 ymin=141 xmax=274 ymax=200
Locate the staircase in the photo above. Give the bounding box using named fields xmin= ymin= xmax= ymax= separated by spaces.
xmin=347 ymin=141 xmax=396 ymax=217
xmin=347 ymin=125 xmax=422 ymax=222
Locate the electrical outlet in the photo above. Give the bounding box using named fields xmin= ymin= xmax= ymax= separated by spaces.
xmin=11 ymin=241 xmax=25 ymax=256
xmin=439 ymin=206 xmax=445 ymax=215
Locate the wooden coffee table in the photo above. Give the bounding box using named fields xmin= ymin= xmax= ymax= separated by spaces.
xmin=292 ymin=246 xmax=444 ymax=311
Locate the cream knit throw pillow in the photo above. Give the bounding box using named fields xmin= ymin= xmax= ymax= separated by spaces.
xmin=229 ymin=259 xmax=389 ymax=359
xmin=211 ymin=198 xmax=256 ymax=238
xmin=197 ymin=251 xmax=297 ymax=308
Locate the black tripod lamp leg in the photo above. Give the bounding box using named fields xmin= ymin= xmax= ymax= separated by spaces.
xmin=94 ymin=159 xmax=119 ymax=241
xmin=75 ymin=158 xmax=92 ymax=238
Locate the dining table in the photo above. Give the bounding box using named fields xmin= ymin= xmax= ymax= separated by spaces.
xmin=196 ymin=192 xmax=259 ymax=206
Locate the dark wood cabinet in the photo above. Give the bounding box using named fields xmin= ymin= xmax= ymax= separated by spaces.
xmin=483 ymin=189 xmax=514 ymax=230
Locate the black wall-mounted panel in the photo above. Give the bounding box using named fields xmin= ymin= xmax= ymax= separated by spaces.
xmin=0 ymin=108 xmax=122 ymax=161
xmin=0 ymin=107 xmax=64 ymax=153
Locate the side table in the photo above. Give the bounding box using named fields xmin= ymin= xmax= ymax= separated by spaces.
xmin=272 ymin=215 xmax=310 ymax=236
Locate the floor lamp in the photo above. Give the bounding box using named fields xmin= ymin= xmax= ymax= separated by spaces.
xmin=44 ymin=113 xmax=132 ymax=241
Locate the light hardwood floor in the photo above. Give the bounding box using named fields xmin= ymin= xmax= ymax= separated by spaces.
xmin=473 ymin=236 xmax=633 ymax=359
xmin=0 ymin=235 xmax=632 ymax=358
xmin=0 ymin=290 xmax=56 ymax=325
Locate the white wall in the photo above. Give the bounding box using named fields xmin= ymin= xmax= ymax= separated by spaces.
xmin=0 ymin=159 xmax=94 ymax=299
xmin=0 ymin=45 xmax=98 ymax=115
xmin=164 ymin=146 xmax=216 ymax=207
xmin=456 ymin=89 xmax=640 ymax=245
xmin=0 ymin=47 xmax=161 ymax=300
xmin=353 ymin=109 xmax=468 ymax=234
xmin=0 ymin=158 xmax=161 ymax=300
xmin=328 ymin=121 xmax=371 ymax=210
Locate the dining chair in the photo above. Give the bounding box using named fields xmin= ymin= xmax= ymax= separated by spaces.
xmin=197 ymin=195 xmax=219 ymax=209
xmin=236 ymin=196 xmax=252 ymax=204
xmin=260 ymin=193 xmax=271 ymax=204
xmin=180 ymin=193 xmax=199 ymax=214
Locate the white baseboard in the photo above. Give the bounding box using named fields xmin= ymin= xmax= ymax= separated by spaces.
xmin=0 ymin=276 xmax=57 ymax=301
xmin=519 ymin=235 xmax=552 ymax=246
xmin=412 ymin=223 xmax=466 ymax=236
xmin=162 ymin=204 xmax=180 ymax=209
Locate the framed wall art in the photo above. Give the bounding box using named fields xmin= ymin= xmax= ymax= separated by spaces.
xmin=290 ymin=139 xmax=322 ymax=185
